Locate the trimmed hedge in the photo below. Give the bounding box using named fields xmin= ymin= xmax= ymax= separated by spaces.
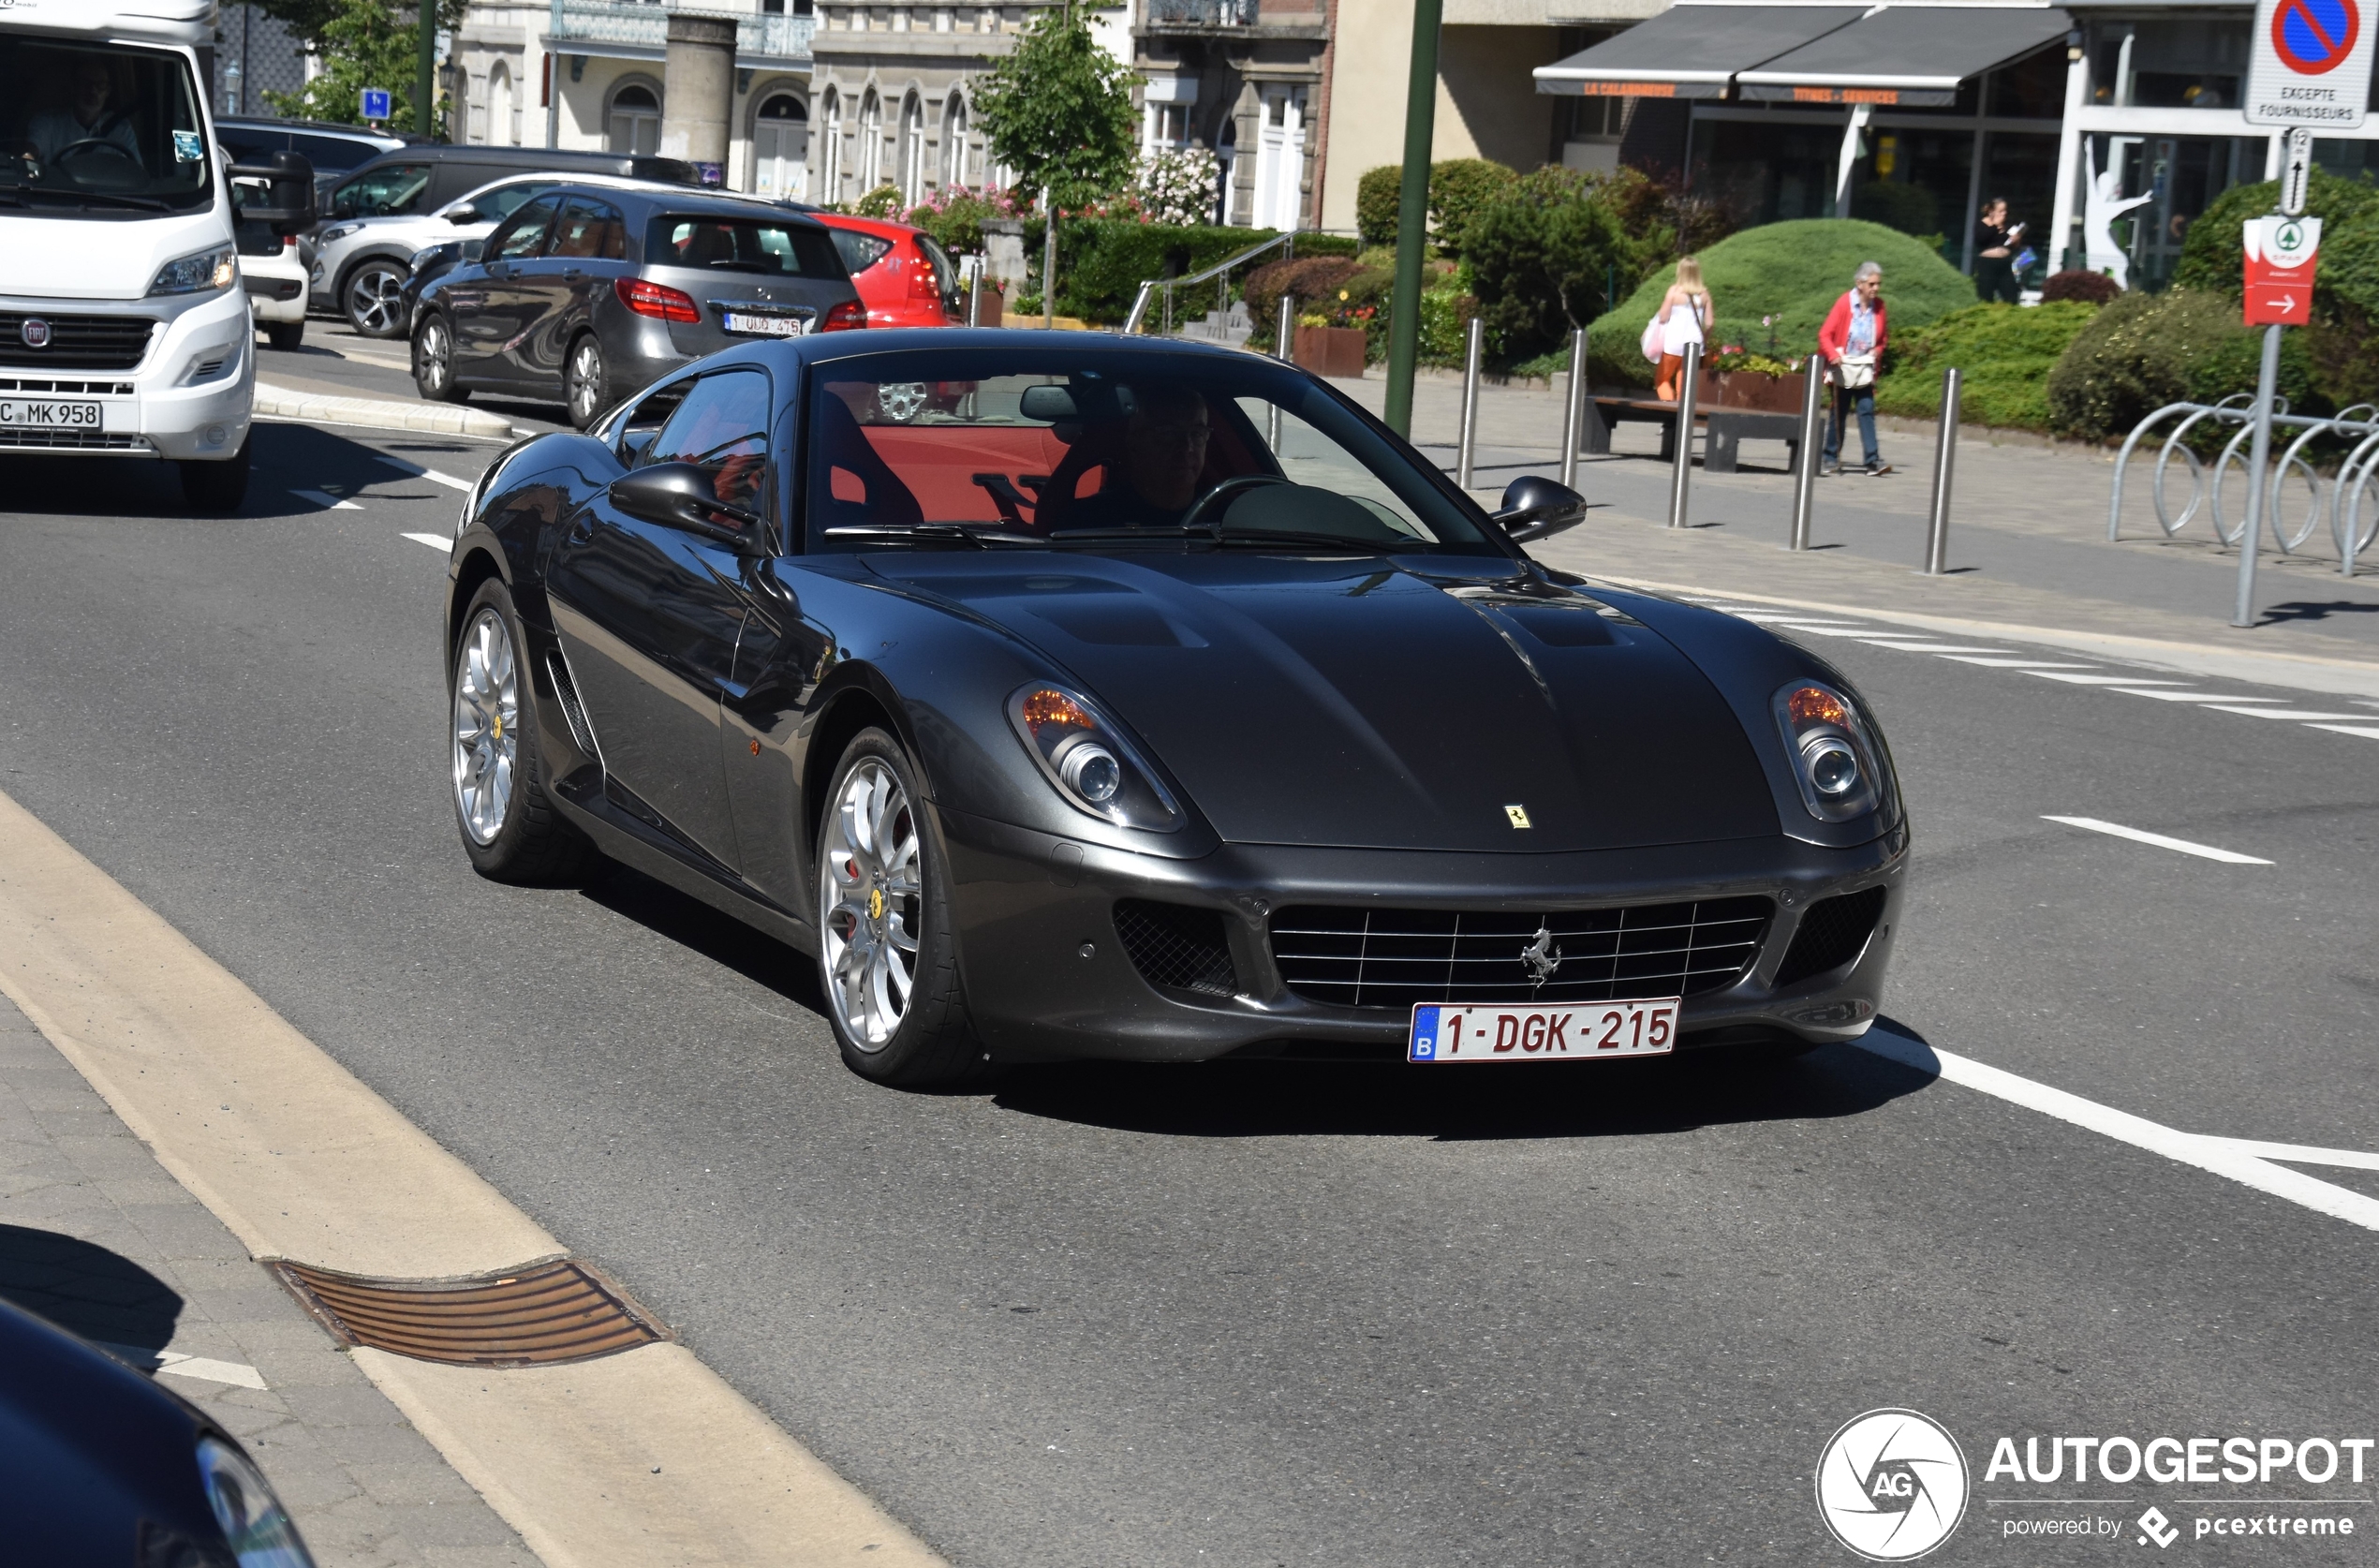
xmin=1245 ymin=256 xmax=1367 ymax=333
xmin=1583 ymin=219 xmax=1973 ymax=389
xmin=2171 ymin=168 xmax=2379 ymax=303
xmin=1872 ymin=302 xmax=2098 ymax=429
xmin=1026 ymin=218 xmax=1276 ymax=322
xmin=1467 ymin=167 xmax=1662 ymax=364
xmin=2043 ymin=288 xmax=2324 ymax=441
xmin=2042 ymin=270 xmax=2121 ymax=305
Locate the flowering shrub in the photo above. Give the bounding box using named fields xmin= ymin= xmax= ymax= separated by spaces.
xmin=904 ymin=187 xmax=1029 ymax=254
xmin=850 ymin=182 xmax=908 ymax=218
xmin=1136 ymin=149 xmax=1223 ymax=228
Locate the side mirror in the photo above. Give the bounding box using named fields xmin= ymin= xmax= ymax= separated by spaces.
xmin=608 ymin=462 xmax=765 ymax=553
xmin=443 ymin=202 xmax=480 ymax=226
xmin=228 ymin=150 xmax=317 ymax=228
xmin=1493 ymin=475 xmax=1589 ymax=543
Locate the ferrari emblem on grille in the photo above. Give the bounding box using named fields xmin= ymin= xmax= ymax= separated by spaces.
xmin=20 ymin=318 xmax=51 ymax=349
xmin=1520 ymin=925 xmax=1561 ymax=985
xmin=1504 ymin=804 xmax=1531 ymax=829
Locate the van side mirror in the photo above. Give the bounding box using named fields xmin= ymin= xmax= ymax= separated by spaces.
xmin=1492 ymin=475 xmax=1589 ymax=543
xmin=228 ymin=150 xmax=316 ymax=228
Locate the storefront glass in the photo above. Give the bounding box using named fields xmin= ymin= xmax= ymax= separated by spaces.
xmin=1690 ymin=118 xmax=1844 ymax=224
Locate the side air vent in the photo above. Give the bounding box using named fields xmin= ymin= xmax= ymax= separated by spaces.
xmin=1774 ymin=887 xmax=1888 ymax=987
xmin=1114 ymin=899 xmax=1238 ymax=998
xmin=545 ymin=651 xmax=602 ymax=765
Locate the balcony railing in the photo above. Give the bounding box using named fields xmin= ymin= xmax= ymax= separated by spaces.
xmin=548 ymin=0 xmax=814 ymax=61
xmin=1144 ymin=0 xmax=1260 ymax=25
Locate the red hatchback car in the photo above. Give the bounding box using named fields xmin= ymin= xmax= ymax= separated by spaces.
xmin=812 ymin=213 xmax=964 ymax=329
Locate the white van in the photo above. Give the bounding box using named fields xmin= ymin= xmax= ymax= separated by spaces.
xmin=0 ymin=0 xmax=313 ymax=511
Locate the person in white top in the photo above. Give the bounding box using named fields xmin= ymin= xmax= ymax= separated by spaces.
xmin=1653 ymin=257 xmax=1711 ymax=402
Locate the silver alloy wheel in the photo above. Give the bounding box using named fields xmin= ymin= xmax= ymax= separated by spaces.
xmin=568 ymin=339 xmax=603 ymax=426
xmin=818 ymin=758 xmax=923 ymax=1049
xmin=416 ymin=319 xmax=451 ymax=394
xmin=875 ymin=382 xmax=928 ymax=423
xmin=451 ymin=606 xmax=520 ymax=846
xmin=348 ymin=265 xmax=405 ymax=335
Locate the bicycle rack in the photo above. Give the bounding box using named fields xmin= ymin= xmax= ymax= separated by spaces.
xmin=2109 ymin=398 xmax=2379 ymax=575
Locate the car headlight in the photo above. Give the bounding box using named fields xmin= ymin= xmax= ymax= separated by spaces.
xmin=196 ymin=1434 xmax=316 ymax=1567
xmin=319 ymin=222 xmax=361 ymax=244
xmin=148 ymin=245 xmax=237 ymax=296
xmin=1773 ymin=679 xmax=1896 ymax=825
xmin=1008 ymin=684 xmax=1182 ymax=832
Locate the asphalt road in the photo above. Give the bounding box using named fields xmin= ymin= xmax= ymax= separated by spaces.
xmin=3 ymin=408 xmax=2377 ymax=1564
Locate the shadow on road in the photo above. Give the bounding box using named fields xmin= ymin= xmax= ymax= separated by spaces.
xmin=580 ymin=860 xmax=829 ymax=1015
xmin=0 ymin=1223 xmax=181 ymax=1354
xmin=991 ymin=1030 xmax=1937 ymax=1142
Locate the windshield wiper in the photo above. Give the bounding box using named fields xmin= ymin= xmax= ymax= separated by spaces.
xmin=19 ymin=186 xmax=171 ymax=212
xmin=822 ymin=523 xmax=1044 ymax=549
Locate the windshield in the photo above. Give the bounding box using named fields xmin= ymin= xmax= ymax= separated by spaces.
xmin=805 ymin=349 xmax=1500 ymax=555
xmin=331 ymin=161 xmax=432 ymax=218
xmin=0 ymin=38 xmax=212 ymax=211
xmin=647 ymin=215 xmax=844 ymax=277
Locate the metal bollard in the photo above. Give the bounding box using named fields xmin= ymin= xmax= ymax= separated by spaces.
xmin=1789 ymin=360 xmax=1824 ymax=550
xmin=1666 ymin=341 xmax=1700 ymax=529
xmin=968 ymin=259 xmax=987 ymax=327
xmin=1559 ymin=328 xmax=1588 ymax=491
xmin=1277 ymin=293 xmax=1296 ymax=360
xmin=1924 ymin=366 xmax=1961 ymax=575
xmin=1456 ymin=315 xmax=1485 ymax=490
xmin=1041 ymin=186 xmax=1057 ymax=331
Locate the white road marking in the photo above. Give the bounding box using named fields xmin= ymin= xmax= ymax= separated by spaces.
xmin=2201 ymin=1136 xmax=2379 ymax=1172
xmin=1855 ymin=1032 xmax=2379 ymax=1234
xmin=2307 ymin=723 xmax=2379 ymax=741
xmin=400 ymin=532 xmax=453 ymax=552
xmin=96 ymin=1343 xmax=270 ymax=1389
xmin=2202 ymin=705 xmax=2378 ymax=721
xmin=2027 ymin=672 xmax=2188 ymax=687
xmin=1937 ymin=657 xmax=2097 ymax=669
xmin=2108 ymin=689 xmax=2290 ymax=703
xmin=2042 ymin=815 xmax=2271 ymax=865
xmin=291 ymin=488 xmax=361 ymax=511
xmin=1852 ymin=643 xmax=2011 ymax=653
xmin=377 ymin=454 xmax=475 ymax=492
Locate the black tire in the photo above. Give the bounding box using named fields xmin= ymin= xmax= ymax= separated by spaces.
xmin=413 ymin=314 xmax=467 ymax=404
xmin=450 ymin=579 xmax=592 ymax=884
xmin=815 ymin=728 xmax=983 ymax=1087
xmin=564 ymin=333 xmax=609 ymax=430
xmin=265 ymin=319 xmax=304 ymax=351
xmin=344 ymin=259 xmax=409 ymax=339
xmin=179 ymin=435 xmax=250 ymax=515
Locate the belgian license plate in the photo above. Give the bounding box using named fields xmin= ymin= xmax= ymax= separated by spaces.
xmin=722 ymin=312 xmax=804 ymax=338
xmin=1408 ymin=998 xmax=1679 ymax=1063
xmin=0 ymin=400 xmax=101 ymax=429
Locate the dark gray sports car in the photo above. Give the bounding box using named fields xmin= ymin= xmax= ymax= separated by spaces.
xmin=443 ymin=330 xmax=1907 ymax=1086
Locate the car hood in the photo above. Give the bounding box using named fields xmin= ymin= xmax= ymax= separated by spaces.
xmin=0 ymin=209 xmax=229 ymax=299
xmin=867 ymin=552 xmax=1779 ymax=852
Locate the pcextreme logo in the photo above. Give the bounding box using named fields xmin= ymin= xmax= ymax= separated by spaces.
xmin=1817 ymin=1409 xmax=1972 ymax=1561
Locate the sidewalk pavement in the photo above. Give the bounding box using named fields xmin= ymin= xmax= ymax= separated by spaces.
xmin=0 ymin=992 xmax=536 ymax=1567
xmin=1326 ymin=373 xmax=2379 ymax=671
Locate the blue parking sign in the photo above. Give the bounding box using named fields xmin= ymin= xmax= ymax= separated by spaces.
xmin=362 ymin=88 xmax=392 ymax=121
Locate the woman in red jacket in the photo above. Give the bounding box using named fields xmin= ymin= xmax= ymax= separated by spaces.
xmin=1817 ymin=262 xmax=1893 ymax=477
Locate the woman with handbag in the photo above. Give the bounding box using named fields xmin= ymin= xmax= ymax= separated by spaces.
xmin=1817 ymin=261 xmax=1892 ymax=477
xmin=1650 ymin=257 xmax=1711 ymax=402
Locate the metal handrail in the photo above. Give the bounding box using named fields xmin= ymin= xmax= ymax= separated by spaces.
xmin=1119 ymin=230 xmax=1300 ymax=335
xmin=2107 ymin=396 xmax=2379 ymax=573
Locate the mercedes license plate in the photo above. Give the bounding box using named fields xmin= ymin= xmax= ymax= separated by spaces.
xmin=1408 ymin=998 xmax=1678 ymax=1063
xmin=721 ymin=312 xmax=804 ymax=338
xmin=0 ymin=400 xmax=101 ymax=430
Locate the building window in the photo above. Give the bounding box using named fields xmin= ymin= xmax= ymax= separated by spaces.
xmin=608 ymin=82 xmax=660 ymax=155
xmin=941 ymin=95 xmax=970 ymax=188
xmin=1567 ymin=96 xmax=1621 ymax=141
xmin=755 ymin=92 xmax=808 ymax=200
xmin=821 ymin=88 xmax=844 ymax=200
xmin=898 ymin=92 xmax=925 ymax=203
xmin=488 ymin=61 xmax=515 ymax=146
xmin=858 ymin=90 xmax=884 ymax=191
xmin=1249 ymin=84 xmax=1306 ymax=231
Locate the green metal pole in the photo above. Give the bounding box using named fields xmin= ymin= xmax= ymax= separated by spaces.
xmin=416 ymin=0 xmax=436 ymax=139
xmin=1381 ymin=0 xmax=1443 ymax=438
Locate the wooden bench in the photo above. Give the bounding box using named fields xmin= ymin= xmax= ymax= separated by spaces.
xmin=1582 ymin=396 xmax=1807 ymax=474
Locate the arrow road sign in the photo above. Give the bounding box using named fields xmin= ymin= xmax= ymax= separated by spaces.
xmin=361 ymin=87 xmax=392 ymax=121
xmin=2248 ymin=0 xmax=2374 ymax=125
xmin=2245 ymin=214 xmax=2322 ymax=324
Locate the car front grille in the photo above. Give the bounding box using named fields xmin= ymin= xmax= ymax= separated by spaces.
xmin=1271 ymin=897 xmax=1773 ymax=1010
xmin=0 ymin=428 xmax=149 ymax=451
xmin=0 ymin=314 xmax=158 ymax=370
xmin=1773 ymin=886 xmax=1887 ymax=986
xmin=1115 ymin=899 xmax=1239 ymax=998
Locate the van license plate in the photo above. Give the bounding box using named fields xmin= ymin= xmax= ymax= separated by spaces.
xmin=721 ymin=313 xmax=804 ymax=337
xmin=0 ymin=401 xmax=102 ymax=429
xmin=1408 ymin=998 xmax=1679 ymax=1062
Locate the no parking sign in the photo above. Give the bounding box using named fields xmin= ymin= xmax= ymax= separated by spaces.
xmin=2246 ymin=0 xmax=2373 ymax=126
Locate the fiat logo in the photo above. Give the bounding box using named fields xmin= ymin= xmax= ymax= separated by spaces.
xmin=19 ymin=318 xmax=50 ymax=349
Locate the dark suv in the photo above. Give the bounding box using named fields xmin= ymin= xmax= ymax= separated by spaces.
xmin=410 ymin=185 xmax=864 ymax=427
xmin=323 ymin=146 xmax=699 ymax=226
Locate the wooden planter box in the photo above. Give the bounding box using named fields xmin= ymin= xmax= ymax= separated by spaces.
xmin=957 ymin=282 xmax=1003 ymax=326
xmin=1293 ymin=324 xmax=1367 ymax=379
xmin=1697 ymin=368 xmax=1808 ymax=413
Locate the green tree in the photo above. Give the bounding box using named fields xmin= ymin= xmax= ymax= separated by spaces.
xmin=972 ymin=7 xmax=1137 ymax=211
xmin=257 ymin=0 xmax=465 ymax=133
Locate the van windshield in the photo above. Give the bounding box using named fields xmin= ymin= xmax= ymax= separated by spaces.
xmin=0 ymin=37 xmax=213 ymax=212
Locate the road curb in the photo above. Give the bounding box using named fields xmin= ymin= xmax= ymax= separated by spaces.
xmin=0 ymin=784 xmax=947 ymax=1568
xmin=256 ymin=379 xmax=514 ymax=439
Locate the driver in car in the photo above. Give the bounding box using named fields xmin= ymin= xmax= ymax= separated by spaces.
xmin=1060 ymin=382 xmax=1215 ymax=529
xmin=28 ymin=58 xmax=142 ymax=168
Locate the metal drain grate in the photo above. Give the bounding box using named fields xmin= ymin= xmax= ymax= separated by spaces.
xmin=269 ymin=1258 xmax=666 ymax=1368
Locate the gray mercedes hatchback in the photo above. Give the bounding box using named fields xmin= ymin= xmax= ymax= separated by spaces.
xmin=410 ymin=185 xmax=865 ymax=427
